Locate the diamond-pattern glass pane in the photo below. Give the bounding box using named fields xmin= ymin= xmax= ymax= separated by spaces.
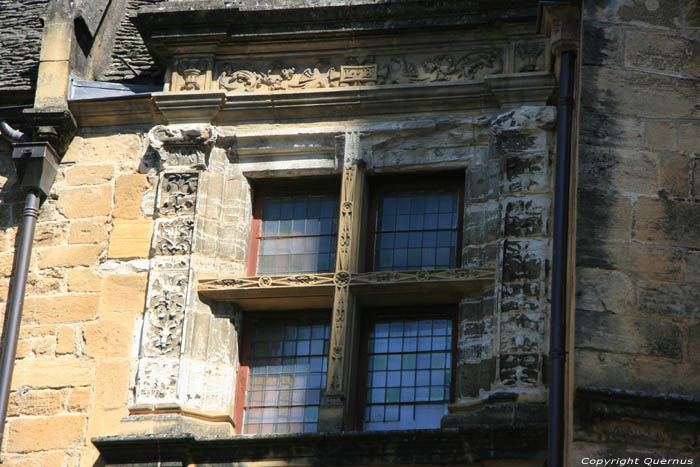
xmin=364 ymin=318 xmax=452 ymax=431
xmin=244 ymin=321 xmax=330 ymax=434
xmin=257 ymin=196 xmax=338 ymax=275
xmin=374 ymin=191 xmax=459 ymax=271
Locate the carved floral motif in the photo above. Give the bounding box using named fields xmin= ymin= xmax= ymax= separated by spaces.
xmin=146 ymin=273 xmax=188 ymax=356
xmin=155 ymin=218 xmax=194 ymax=255
xmin=217 ymin=50 xmax=503 ymax=93
xmin=160 ymin=173 xmax=199 ymax=216
xmin=515 ymin=42 xmax=546 ymax=73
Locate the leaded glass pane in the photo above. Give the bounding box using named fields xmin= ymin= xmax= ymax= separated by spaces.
xmin=244 ymin=321 xmax=330 ymax=434
xmin=364 ymin=318 xmax=452 ymax=431
xmin=257 ymin=196 xmax=338 ymax=275
xmin=374 ymin=191 xmax=458 ymax=271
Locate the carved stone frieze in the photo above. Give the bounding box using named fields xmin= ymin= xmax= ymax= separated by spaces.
xmin=199 ymin=273 xmax=335 ymax=290
xmin=217 ymin=50 xmax=503 ymax=93
xmin=159 ymin=172 xmax=199 ymax=216
xmin=154 ymin=218 xmax=194 ymax=256
xmin=351 ymin=268 xmax=495 ymax=285
xmin=145 ymin=272 xmax=188 ymax=356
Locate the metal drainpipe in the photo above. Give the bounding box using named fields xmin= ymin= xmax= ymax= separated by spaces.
xmin=548 ymin=50 xmax=576 ymax=467
xmin=0 ymin=126 xmax=59 ymax=457
xmin=0 ymin=190 xmax=40 ymax=449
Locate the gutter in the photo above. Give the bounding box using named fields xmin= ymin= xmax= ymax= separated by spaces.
xmin=0 ymin=123 xmax=59 ymax=457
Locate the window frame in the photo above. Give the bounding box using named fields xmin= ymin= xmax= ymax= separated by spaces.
xmin=356 ymin=305 xmax=458 ymax=431
xmin=247 ymin=177 xmax=341 ymax=276
xmin=364 ymin=173 xmax=465 ymax=273
xmin=234 ymin=309 xmax=333 ymax=435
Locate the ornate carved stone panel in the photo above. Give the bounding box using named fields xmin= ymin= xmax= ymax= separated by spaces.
xmin=159 ymin=172 xmax=199 ymax=217
xmin=144 ymin=272 xmax=189 ymax=357
xmin=134 ymin=358 xmax=180 ymax=404
xmin=170 ymin=56 xmax=213 ymax=92
xmin=154 ymin=218 xmax=194 ymax=256
xmin=148 ymin=125 xmax=219 ymax=170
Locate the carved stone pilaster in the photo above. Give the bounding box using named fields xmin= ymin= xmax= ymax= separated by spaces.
xmin=143 ymin=271 xmax=189 ymax=357
xmin=159 ymin=173 xmax=199 ymax=216
xmin=134 ymin=358 xmax=180 ymax=404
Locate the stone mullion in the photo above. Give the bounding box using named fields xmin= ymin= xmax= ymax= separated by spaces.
xmin=321 ymin=131 xmax=366 ymax=431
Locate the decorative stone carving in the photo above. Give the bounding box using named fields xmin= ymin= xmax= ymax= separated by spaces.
xmin=155 ymin=218 xmax=194 ymax=255
xmin=159 ymin=173 xmax=199 ymax=216
xmin=134 ymin=359 xmax=179 ymax=402
xmin=148 ymin=125 xmax=219 ymax=170
xmin=217 ymin=50 xmax=503 ymax=93
xmin=515 ymin=42 xmax=546 ymax=73
xmin=173 ymin=57 xmax=211 ymax=92
xmin=199 ymin=273 xmax=335 ymax=290
xmin=145 ymin=273 xmax=188 ymax=356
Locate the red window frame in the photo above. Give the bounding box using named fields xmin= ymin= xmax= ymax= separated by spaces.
xmin=365 ymin=172 xmax=465 ymax=272
xmin=233 ymin=310 xmax=332 ymax=434
xmin=247 ymin=177 xmax=340 ymax=276
xmin=356 ymin=305 xmax=458 ymax=431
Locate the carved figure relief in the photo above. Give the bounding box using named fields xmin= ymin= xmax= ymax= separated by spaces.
xmin=217 ymin=50 xmax=503 ymax=93
xmin=176 ymin=58 xmax=209 ymax=91
xmin=160 ymin=173 xmax=199 ymax=216
xmin=515 ymin=42 xmax=546 ymax=73
xmin=148 ymin=125 xmax=220 ymax=170
xmin=155 ymin=218 xmax=195 ymax=255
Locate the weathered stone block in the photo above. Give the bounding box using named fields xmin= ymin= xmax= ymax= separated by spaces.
xmin=57 ymin=185 xmax=112 ymax=218
xmin=582 ymin=23 xmax=623 ymax=67
xmin=463 ymin=202 xmax=500 ymax=245
xmin=107 ymin=219 xmax=154 ymax=259
xmin=500 ymin=312 xmax=545 ymax=354
xmin=24 ymin=294 xmax=99 ymax=324
xmin=625 ymin=29 xmax=699 ymax=78
xmin=11 ymin=357 xmax=93 ymax=390
xmin=38 ymin=244 xmax=103 ymax=269
xmin=583 ymin=67 xmax=699 ymax=119
xmin=579 ymin=113 xmax=644 ymax=149
xmin=679 ymin=122 xmax=699 ymax=153
xmin=98 ymin=273 xmax=147 ymax=316
xmin=659 ymin=153 xmax=690 ymax=198
xmin=12 ymin=389 xmax=65 ymax=416
xmin=505 ymin=153 xmax=548 ymax=193
xmin=635 ymin=198 xmax=700 ymax=248
xmin=574 ymin=348 xmax=700 ymax=395
xmin=68 ymin=268 xmax=102 ymax=292
xmin=578 ymin=145 xmax=659 ymax=196
xmin=576 ymin=310 xmax=682 ymax=359
xmin=64 ymin=133 xmax=142 ymax=166
xmin=645 ymin=120 xmax=676 ymax=151
xmin=503 ymin=195 xmax=550 ymax=237
xmin=83 ymin=320 xmax=132 ymax=358
xmin=93 ymin=360 xmax=130 ymax=410
xmin=65 ymin=164 xmax=114 ymax=186
xmin=2 ymin=450 xmax=68 ymax=467
xmin=575 ymin=268 xmax=635 ymax=314
xmin=35 ymin=221 xmax=68 ymax=247
xmin=689 ymin=323 xmax=700 ymax=369
xmin=7 ymin=415 xmax=86 ymax=452
xmin=637 ymin=281 xmax=700 ymax=320
xmin=68 ymin=387 xmax=91 ymax=412
xmin=69 ymin=218 xmax=109 ymax=244
xmin=114 ymin=173 xmax=150 ymax=219
xmin=459 ymin=293 xmax=495 ymax=322
xmin=457 ymin=358 xmax=495 ymax=399
xmin=501 ymin=282 xmax=541 ymax=313
xmin=584 ymin=0 xmax=682 ymax=29
xmin=56 ymin=325 xmax=77 ymax=355
xmin=502 ymin=239 xmax=549 ymax=282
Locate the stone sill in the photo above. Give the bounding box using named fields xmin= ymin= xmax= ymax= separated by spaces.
xmin=94 ymin=415 xmax=546 ymax=466
xmin=198 ymin=268 xmax=495 ymax=311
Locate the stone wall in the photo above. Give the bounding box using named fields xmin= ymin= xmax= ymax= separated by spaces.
xmin=573 ymin=0 xmax=700 ymax=461
xmin=0 ymin=130 xmax=153 ymax=467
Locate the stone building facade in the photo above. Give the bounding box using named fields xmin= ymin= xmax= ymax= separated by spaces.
xmin=0 ymin=0 xmax=697 ymax=466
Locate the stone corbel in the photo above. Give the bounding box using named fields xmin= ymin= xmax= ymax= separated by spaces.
xmin=539 ymin=5 xmax=580 ymax=56
xmin=148 ymin=124 xmax=221 ymax=170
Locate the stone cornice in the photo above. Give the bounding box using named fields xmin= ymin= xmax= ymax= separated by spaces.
xmin=69 ymin=73 xmax=555 ymax=127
